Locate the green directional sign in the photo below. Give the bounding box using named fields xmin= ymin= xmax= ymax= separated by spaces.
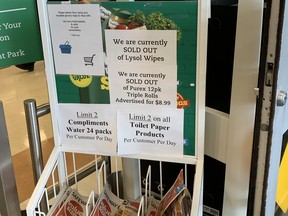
xmin=0 ymin=0 xmax=43 ymax=67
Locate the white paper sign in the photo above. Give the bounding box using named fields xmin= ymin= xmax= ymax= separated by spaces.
xmin=117 ymin=107 xmax=184 ymax=157
xmin=105 ymin=30 xmax=177 ymax=65
xmin=108 ymin=64 xmax=177 ymax=107
xmin=57 ymin=104 xmax=117 ymax=154
xmin=48 ymin=4 xmax=105 ymax=75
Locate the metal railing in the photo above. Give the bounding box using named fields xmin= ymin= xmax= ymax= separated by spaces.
xmin=24 ymin=99 xmax=50 ymax=185
xmin=23 ymin=98 xmax=111 ymax=189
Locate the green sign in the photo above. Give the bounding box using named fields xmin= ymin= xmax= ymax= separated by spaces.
xmin=52 ymin=1 xmax=197 ymax=155
xmin=0 ymin=0 xmax=43 ymax=67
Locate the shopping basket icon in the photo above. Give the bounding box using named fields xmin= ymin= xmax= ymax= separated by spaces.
xmin=59 ymin=41 xmax=72 ymax=54
xmin=84 ymin=54 xmax=96 ymax=66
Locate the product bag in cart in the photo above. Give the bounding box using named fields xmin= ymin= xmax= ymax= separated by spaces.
xmin=26 ymin=0 xmax=210 ymax=215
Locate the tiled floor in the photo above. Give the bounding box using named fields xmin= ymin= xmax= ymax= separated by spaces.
xmin=0 ymin=61 xmax=53 ymax=156
xmin=0 ymin=61 xmax=54 ymax=205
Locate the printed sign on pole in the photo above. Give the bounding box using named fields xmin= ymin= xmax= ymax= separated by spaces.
xmin=108 ymin=64 xmax=177 ymax=107
xmin=105 ymin=30 xmax=177 ymax=65
xmin=48 ymin=4 xmax=105 ymax=76
xmin=57 ymin=104 xmax=117 ymax=154
xmin=117 ymin=107 xmax=184 ymax=157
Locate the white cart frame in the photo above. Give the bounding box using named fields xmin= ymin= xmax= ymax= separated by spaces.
xmin=26 ymin=0 xmax=210 ymax=215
